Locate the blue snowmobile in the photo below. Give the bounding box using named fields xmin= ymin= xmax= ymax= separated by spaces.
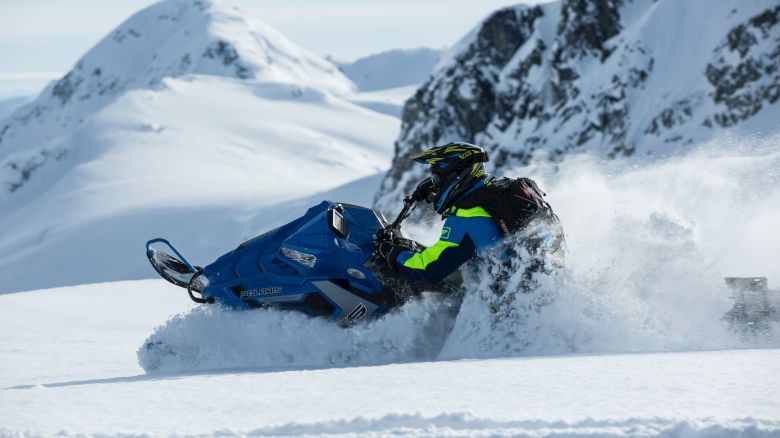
xmin=146 ymin=194 xmax=451 ymax=325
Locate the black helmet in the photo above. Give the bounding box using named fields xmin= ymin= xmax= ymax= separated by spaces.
xmin=410 ymin=142 xmax=488 ymax=214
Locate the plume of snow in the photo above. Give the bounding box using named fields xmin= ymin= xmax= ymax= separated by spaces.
xmin=140 ymin=134 xmax=780 ymax=372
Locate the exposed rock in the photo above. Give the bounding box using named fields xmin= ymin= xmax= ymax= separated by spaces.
xmin=375 ymin=0 xmax=780 ymax=211
xmin=4 ymin=148 xmax=67 ymax=193
xmin=706 ymin=6 xmax=780 ymax=127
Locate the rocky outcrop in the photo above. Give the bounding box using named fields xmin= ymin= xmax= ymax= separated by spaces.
xmin=705 ymin=6 xmax=780 ymax=128
xmin=375 ymin=0 xmax=780 ymax=211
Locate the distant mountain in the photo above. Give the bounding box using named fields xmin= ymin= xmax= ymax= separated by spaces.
xmin=0 ymin=95 xmax=32 ymax=121
xmin=0 ymin=0 xmax=356 ymax=197
xmin=0 ymin=0 xmax=396 ymax=293
xmin=375 ymin=0 xmax=780 ymax=209
xmin=336 ymin=48 xmax=443 ymax=91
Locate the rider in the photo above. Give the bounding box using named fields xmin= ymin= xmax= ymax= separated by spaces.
xmin=375 ymin=142 xmax=562 ymax=284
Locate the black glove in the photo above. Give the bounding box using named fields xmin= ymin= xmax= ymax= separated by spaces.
xmin=374 ymin=232 xmax=425 ymax=272
xmin=375 ymin=238 xmax=402 ymax=271
xmin=411 ymin=177 xmax=435 ymax=203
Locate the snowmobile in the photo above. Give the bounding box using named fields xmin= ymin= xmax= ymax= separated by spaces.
xmin=146 ymin=194 xmax=446 ymax=325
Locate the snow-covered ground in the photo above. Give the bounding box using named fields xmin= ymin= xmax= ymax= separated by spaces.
xmin=348 ymin=85 xmax=419 ymax=117
xmin=1 ymin=281 xmax=778 ymax=437
xmin=335 ymin=47 xmax=442 ymax=92
xmin=0 ymin=95 xmax=31 ymax=120
xmin=335 ymin=47 xmax=445 ymax=117
xmin=0 ymin=75 xmax=398 ymax=293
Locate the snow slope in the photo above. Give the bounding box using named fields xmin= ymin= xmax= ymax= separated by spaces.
xmin=0 ymin=96 xmax=31 ymax=121
xmin=335 ymin=48 xmax=444 ymax=117
xmin=1 ymin=281 xmax=778 ymax=437
xmin=336 ymin=47 xmax=443 ymax=92
xmin=348 ymin=85 xmax=419 ymax=117
xmin=1 ymin=0 xmax=355 ymax=184
xmin=0 ymin=75 xmax=397 ymax=293
xmin=0 ymin=0 xmax=398 ymax=293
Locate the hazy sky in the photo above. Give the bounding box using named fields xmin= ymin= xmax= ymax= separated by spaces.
xmin=0 ymin=0 xmax=543 ymax=98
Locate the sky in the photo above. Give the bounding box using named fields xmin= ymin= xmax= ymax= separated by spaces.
xmin=0 ymin=0 xmax=543 ymax=99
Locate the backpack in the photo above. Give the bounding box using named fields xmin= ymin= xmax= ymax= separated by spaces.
xmin=455 ymin=177 xmax=553 ymax=235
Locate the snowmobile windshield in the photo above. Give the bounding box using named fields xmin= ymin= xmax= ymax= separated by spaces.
xmin=146 ymin=239 xmax=198 ymax=289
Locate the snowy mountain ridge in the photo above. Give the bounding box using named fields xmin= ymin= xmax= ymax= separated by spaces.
xmin=335 ymin=47 xmax=443 ymax=91
xmin=0 ymin=0 xmax=397 ymax=293
xmin=0 ymin=96 xmax=31 ymax=121
xmin=0 ymin=0 xmax=354 ymax=196
xmin=376 ymin=0 xmax=780 ymax=208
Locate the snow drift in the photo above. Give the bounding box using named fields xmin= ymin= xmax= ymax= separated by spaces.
xmin=3 ymin=278 xmax=778 ymax=437
xmin=139 ymin=135 xmax=780 ymax=373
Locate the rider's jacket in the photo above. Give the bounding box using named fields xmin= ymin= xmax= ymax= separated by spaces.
xmin=394 ymin=179 xmax=502 ymax=283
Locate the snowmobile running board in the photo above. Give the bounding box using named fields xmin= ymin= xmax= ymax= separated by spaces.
xmin=145 ymin=238 xmax=212 ymax=303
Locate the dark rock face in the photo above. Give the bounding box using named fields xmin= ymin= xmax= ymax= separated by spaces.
xmin=377 ymin=0 xmax=637 ymax=208
xmin=5 ymin=148 xmax=67 ymax=193
xmin=705 ymin=6 xmax=780 ymax=127
xmin=375 ymin=0 xmax=780 ymax=211
xmin=203 ymin=40 xmax=252 ymax=79
xmin=556 ymin=0 xmax=622 ymax=62
xmin=384 ymin=6 xmax=546 ymax=195
xmin=52 ymin=72 xmax=85 ymax=106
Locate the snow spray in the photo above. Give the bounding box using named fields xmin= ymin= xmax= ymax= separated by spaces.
xmin=139 ymin=135 xmax=780 ymax=372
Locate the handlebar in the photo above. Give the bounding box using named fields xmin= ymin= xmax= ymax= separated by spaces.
xmin=386 ymin=176 xmax=434 ymax=231
xmin=388 ymin=195 xmax=415 ymax=231
xmin=376 ymin=177 xmax=434 ymax=246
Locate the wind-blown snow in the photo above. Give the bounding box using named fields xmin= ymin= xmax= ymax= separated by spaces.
xmin=442 ymin=137 xmax=780 ymax=358
xmin=138 ymin=136 xmax=780 ymax=375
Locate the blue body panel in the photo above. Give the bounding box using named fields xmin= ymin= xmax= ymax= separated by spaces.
xmin=198 ymin=201 xmax=388 ymax=322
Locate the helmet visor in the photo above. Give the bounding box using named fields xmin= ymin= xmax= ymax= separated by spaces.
xmin=431 ymin=167 xmax=451 ymax=189
xmin=431 ymin=172 xmax=441 ymax=188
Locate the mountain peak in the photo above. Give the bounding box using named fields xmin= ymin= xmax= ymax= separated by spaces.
xmin=0 ymin=0 xmax=356 ymax=194
xmin=375 ymin=0 xmax=780 ymax=209
xmin=49 ymin=0 xmax=353 ymax=109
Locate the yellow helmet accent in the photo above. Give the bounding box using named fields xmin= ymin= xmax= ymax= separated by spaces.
xmin=470 ymin=162 xmax=483 ymax=177
xmin=409 ymin=142 xmax=488 ymax=172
